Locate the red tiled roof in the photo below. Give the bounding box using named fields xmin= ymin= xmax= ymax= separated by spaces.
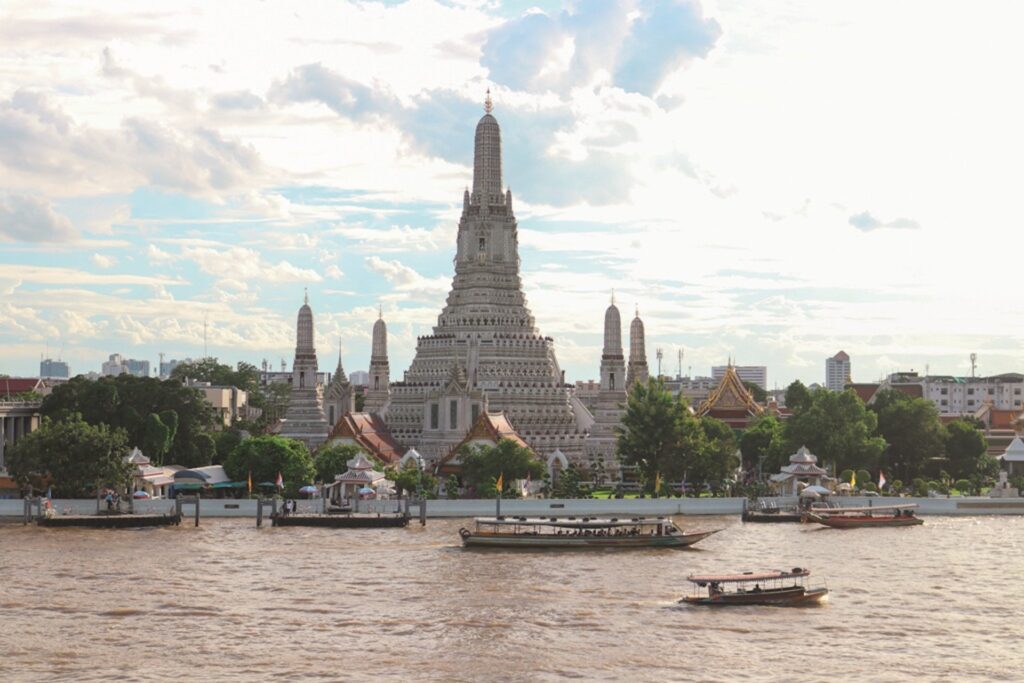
xmin=847 ymin=383 xmax=879 ymax=404
xmin=436 ymin=411 xmax=531 ymax=472
xmin=0 ymin=377 xmax=43 ymax=397
xmin=326 ymin=412 xmax=401 ymax=464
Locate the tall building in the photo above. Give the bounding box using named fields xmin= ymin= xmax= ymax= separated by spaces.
xmin=825 ymin=351 xmax=851 ymax=391
xmin=626 ymin=308 xmax=649 ymax=389
xmin=160 ymin=358 xmax=193 ymax=379
xmin=380 ymin=93 xmax=590 ymax=465
xmin=101 ymin=354 xmax=149 ymax=377
xmin=711 ymin=365 xmax=767 ymax=391
xmin=39 ymin=358 xmax=69 ymax=379
xmin=584 ymin=298 xmax=629 ymax=469
xmin=277 ymin=293 xmax=329 ymax=450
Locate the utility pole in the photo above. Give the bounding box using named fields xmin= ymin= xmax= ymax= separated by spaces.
xmin=656 ymin=348 xmax=663 ymax=378
xmin=970 ymin=353 xmax=977 ymax=378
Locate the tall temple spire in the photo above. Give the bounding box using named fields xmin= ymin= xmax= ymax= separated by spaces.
xmin=280 ymin=295 xmax=329 ymax=450
xmin=365 ymin=311 xmax=391 ymax=415
xmin=472 ymin=90 xmax=502 ymax=204
xmin=603 ymin=299 xmax=622 ymax=358
xmin=627 ymin=308 xmax=649 ymax=389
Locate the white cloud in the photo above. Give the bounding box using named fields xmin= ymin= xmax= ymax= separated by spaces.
xmin=91 ymin=253 xmax=117 ymax=268
xmin=325 ymin=264 xmax=343 ymax=280
xmin=0 ymin=193 xmax=77 ymax=242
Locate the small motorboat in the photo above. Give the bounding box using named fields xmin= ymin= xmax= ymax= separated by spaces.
xmin=803 ymin=504 xmax=923 ymax=529
xmin=681 ymin=568 xmax=829 ymax=607
xmin=458 ymin=516 xmax=721 ymax=549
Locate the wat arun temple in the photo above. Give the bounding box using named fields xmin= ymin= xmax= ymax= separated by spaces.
xmin=277 ymin=94 xmax=654 ymax=471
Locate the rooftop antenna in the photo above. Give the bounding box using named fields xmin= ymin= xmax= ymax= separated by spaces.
xmin=970 ymin=353 xmax=977 ymax=378
xmin=678 ymin=349 xmax=683 ymax=378
xmin=656 ymin=347 xmax=664 ymax=377
xmin=159 ymin=352 xmax=165 ymax=377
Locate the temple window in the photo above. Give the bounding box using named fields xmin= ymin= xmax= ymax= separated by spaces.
xmin=299 ymin=371 xmax=305 ymax=389
xmin=374 ymin=376 xmax=380 ymax=390
xmin=472 ymin=403 xmax=480 ymax=423
xmin=450 ymin=400 xmax=458 ymax=429
xmin=431 ymin=404 xmax=439 ymax=429
xmin=609 ymin=373 xmax=616 ymax=390
xmin=479 ymin=237 xmax=486 ymax=251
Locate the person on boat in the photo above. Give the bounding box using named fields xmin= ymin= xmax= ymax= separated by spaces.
xmin=752 ymin=584 xmax=761 ymax=593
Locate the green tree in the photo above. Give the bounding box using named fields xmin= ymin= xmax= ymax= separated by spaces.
xmin=783 ymin=387 xmax=885 ymax=474
xmin=212 ymin=430 xmax=242 ymax=466
xmin=387 ymin=461 xmax=437 ymax=498
xmin=169 ymin=358 xmax=259 ymax=392
xmin=739 ymin=414 xmax=787 ymax=475
xmin=224 ymin=436 xmax=315 ymax=496
xmin=7 ymin=415 xmax=132 ymax=497
xmin=551 ymin=464 xmax=584 ymax=498
xmin=784 ymin=380 xmax=813 ymax=412
xmin=41 ymin=375 xmax=217 ymax=467
xmin=944 ymin=419 xmax=988 ymax=480
xmin=616 ymin=378 xmax=704 ymax=490
xmin=314 ymin=443 xmax=366 ymax=483
xmin=141 ymin=412 xmax=171 ymax=465
xmin=459 ymin=439 xmax=543 ymax=496
xmin=871 ymin=389 xmax=945 ymax=481
xmin=445 ymin=474 xmax=460 ymax=500
xmin=690 ymin=417 xmax=739 ymax=492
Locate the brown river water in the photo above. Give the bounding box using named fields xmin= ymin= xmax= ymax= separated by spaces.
xmin=1 ymin=515 xmax=1022 ymax=682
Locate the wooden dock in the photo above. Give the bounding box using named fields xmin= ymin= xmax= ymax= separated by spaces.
xmin=36 ymin=513 xmax=182 ymax=528
xmin=270 ymin=513 xmax=409 ymax=528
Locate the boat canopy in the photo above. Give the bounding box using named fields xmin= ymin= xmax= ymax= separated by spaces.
xmin=819 ymin=503 xmax=918 ymax=514
xmin=687 ymin=568 xmax=810 ymax=584
xmin=473 ymin=516 xmax=672 ymax=529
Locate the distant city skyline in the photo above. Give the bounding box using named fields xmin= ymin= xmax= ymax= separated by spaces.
xmin=2 ymin=1 xmax=1022 ymax=387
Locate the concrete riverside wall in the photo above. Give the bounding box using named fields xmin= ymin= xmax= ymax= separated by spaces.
xmin=3 ymin=495 xmax=1024 ymax=519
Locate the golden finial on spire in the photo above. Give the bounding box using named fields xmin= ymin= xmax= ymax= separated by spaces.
xmin=484 ymin=88 xmax=493 ymax=114
xmin=304 ymin=287 xmax=308 ymax=305
xmin=378 ymin=304 xmax=383 ymax=320
xmin=611 ymin=288 xmax=615 ymax=305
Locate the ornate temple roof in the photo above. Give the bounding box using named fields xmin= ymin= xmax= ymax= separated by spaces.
xmin=697 ymin=365 xmax=764 ymax=421
xmin=327 ymin=412 xmax=401 ymax=464
xmin=436 ymin=411 xmax=532 ymax=473
xmin=1001 ymin=436 xmax=1024 ymax=462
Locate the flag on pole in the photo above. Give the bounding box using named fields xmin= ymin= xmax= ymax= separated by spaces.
xmin=275 ymin=471 xmax=283 ymax=489
xmin=523 ymin=472 xmax=531 ymax=497
xmin=850 ymin=470 xmax=856 ymax=488
xmin=247 ymin=471 xmax=253 ymax=495
xmin=495 ymin=472 xmax=504 ymax=494
xmin=654 ymin=472 xmax=661 ymax=494
xmin=878 ymin=470 xmax=887 ymax=489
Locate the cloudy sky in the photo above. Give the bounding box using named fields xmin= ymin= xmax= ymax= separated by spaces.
xmin=2 ymin=0 xmax=1023 ymax=388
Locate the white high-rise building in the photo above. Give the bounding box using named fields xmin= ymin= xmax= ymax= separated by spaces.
xmin=711 ymin=365 xmax=768 ymax=390
xmin=825 ymin=351 xmax=851 ymax=392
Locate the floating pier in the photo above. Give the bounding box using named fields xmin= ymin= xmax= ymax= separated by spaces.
xmin=25 ymin=495 xmax=197 ymax=528
xmin=270 ymin=513 xmax=410 ymax=528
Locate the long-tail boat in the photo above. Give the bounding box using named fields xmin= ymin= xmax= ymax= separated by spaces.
xmin=458 ymin=516 xmax=721 ymax=549
xmin=803 ymin=503 xmax=923 ymax=528
xmin=681 ymin=568 xmax=829 ymax=606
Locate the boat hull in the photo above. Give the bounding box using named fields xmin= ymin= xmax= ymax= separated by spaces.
xmin=806 ymin=513 xmax=923 ymax=529
xmin=459 ymin=528 xmax=719 ymax=549
xmin=742 ymin=511 xmax=803 ymax=523
xmin=682 ymin=586 xmax=829 ymax=607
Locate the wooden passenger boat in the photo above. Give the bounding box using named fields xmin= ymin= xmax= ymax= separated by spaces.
xmin=681 ymin=568 xmax=829 ymax=607
xmin=458 ymin=516 xmax=721 ymax=549
xmin=803 ymin=504 xmax=923 ymax=529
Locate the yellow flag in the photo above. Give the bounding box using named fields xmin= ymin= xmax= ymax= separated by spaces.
xmin=495 ymin=473 xmax=504 ymax=493
xmin=654 ymin=472 xmax=661 ymax=493
xmin=850 ymin=471 xmax=856 ymax=488
xmin=247 ymin=471 xmax=252 ymax=495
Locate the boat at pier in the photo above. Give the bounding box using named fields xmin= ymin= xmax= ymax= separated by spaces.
xmin=458 ymin=516 xmax=720 ymax=549
xmin=681 ymin=568 xmax=829 ymax=606
xmin=803 ymin=504 xmax=923 ymax=528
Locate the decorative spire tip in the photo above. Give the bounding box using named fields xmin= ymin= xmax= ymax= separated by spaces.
xmin=484 ymin=88 xmax=493 ymax=114
xmin=304 ymin=287 xmax=309 ymax=305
